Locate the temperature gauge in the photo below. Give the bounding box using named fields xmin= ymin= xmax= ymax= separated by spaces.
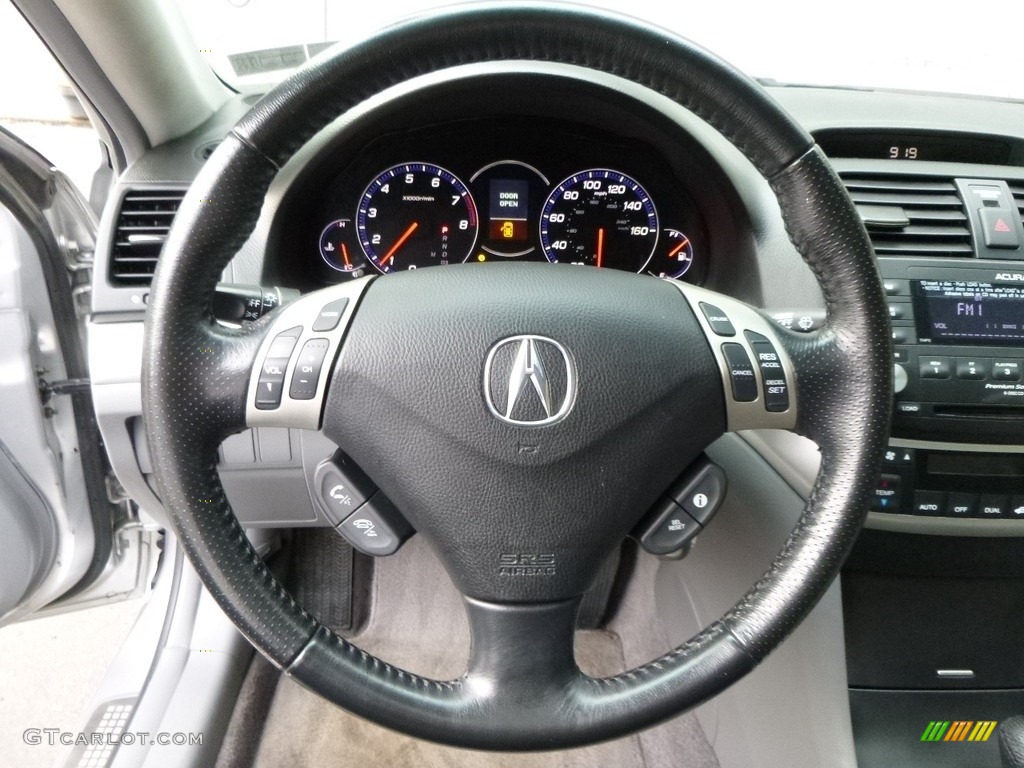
xmin=319 ymin=219 xmax=367 ymax=275
xmin=646 ymin=228 xmax=694 ymax=279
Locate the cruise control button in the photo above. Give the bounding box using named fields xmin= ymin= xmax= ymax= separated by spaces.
xmin=913 ymin=491 xmax=944 ymax=516
xmin=919 ymin=358 xmax=951 ymax=379
xmin=977 ymin=495 xmax=1009 ymax=519
xmin=745 ymin=331 xmax=789 ymax=412
xmin=720 ymin=343 xmax=758 ymax=402
xmin=993 ymin=361 xmax=1021 ymax=382
xmin=945 ymin=493 xmax=976 ymax=518
xmin=289 ymin=338 xmax=331 ymax=400
xmin=338 ymin=492 xmax=413 ymax=556
xmin=955 ymin=359 xmax=987 ymax=380
xmin=699 ymin=303 xmax=736 ymax=337
xmin=311 ymin=298 xmax=350 ymax=332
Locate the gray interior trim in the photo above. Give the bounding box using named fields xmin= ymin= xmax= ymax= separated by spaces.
xmin=50 ymin=0 xmax=230 ymax=149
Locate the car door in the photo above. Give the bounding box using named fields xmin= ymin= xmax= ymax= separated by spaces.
xmin=0 ymin=125 xmax=159 ymax=627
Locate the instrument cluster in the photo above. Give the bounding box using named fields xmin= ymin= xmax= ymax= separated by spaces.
xmin=305 ymin=117 xmax=709 ymax=285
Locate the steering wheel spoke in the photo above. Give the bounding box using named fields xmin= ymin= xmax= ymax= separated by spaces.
xmin=245 ymin=278 xmax=374 ymax=430
xmin=668 ymin=282 xmax=798 ymax=433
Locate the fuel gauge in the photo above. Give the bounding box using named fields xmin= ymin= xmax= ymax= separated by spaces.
xmin=319 ymin=219 xmax=367 ymax=275
xmin=646 ymin=228 xmax=694 ymax=279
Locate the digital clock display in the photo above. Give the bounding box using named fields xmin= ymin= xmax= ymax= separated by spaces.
xmin=817 ymin=131 xmax=1012 ymax=164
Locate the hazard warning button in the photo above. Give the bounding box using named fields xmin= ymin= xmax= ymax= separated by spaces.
xmin=979 ymin=207 xmax=1020 ymax=249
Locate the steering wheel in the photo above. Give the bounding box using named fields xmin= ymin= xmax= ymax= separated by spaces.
xmin=142 ymin=4 xmax=891 ymax=751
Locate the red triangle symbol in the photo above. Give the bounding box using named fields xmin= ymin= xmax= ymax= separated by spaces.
xmin=995 ymin=218 xmax=1012 ymax=233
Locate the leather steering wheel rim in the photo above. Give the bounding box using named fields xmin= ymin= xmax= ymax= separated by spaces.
xmin=142 ymin=3 xmax=892 ymax=751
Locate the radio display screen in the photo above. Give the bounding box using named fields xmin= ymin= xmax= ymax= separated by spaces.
xmin=914 ymin=280 xmax=1024 ymax=346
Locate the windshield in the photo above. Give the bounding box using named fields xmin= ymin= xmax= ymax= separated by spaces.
xmin=176 ymin=0 xmax=1022 ymax=100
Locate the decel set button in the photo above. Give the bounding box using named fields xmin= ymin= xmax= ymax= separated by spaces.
xmin=745 ymin=331 xmax=790 ymax=412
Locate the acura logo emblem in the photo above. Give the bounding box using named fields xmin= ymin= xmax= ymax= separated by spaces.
xmin=483 ymin=335 xmax=577 ymax=426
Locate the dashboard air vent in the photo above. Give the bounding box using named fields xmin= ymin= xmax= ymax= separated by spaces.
xmin=1009 ymin=181 xmax=1024 ymax=227
xmin=839 ymin=173 xmax=972 ymax=257
xmin=109 ymin=189 xmax=185 ymax=286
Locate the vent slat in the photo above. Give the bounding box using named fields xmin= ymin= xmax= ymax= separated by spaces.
xmin=109 ymin=189 xmax=185 ymax=286
xmin=839 ymin=173 xmax=972 ymax=259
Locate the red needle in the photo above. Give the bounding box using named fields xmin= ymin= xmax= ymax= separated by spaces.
xmin=668 ymin=236 xmax=690 ymax=259
xmin=596 ymin=227 xmax=605 ymax=268
xmin=340 ymin=243 xmax=352 ymax=268
xmin=378 ymin=222 xmax=419 ymax=267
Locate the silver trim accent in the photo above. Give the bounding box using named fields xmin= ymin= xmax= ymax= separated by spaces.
xmin=483 ymin=335 xmax=577 ymax=427
xmin=936 ymin=669 xmax=975 ymax=679
xmin=667 ymin=282 xmax=798 ymax=432
xmin=245 ymin=277 xmax=375 ymax=430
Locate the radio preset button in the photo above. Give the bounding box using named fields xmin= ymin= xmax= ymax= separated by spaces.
xmin=955 ymin=359 xmax=988 ymax=380
xmin=913 ymin=491 xmax=945 ymax=516
xmin=992 ymin=361 xmax=1022 ymax=382
xmin=919 ymin=358 xmax=951 ymax=379
xmin=978 ymin=495 xmax=1010 ymax=519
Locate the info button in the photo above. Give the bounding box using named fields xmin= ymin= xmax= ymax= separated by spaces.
xmin=912 ymin=491 xmax=945 ymax=517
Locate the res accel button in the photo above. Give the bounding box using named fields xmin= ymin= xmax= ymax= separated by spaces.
xmin=745 ymin=331 xmax=790 ymax=412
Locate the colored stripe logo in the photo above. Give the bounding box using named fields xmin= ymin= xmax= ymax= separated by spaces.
xmin=921 ymin=721 xmax=998 ymax=743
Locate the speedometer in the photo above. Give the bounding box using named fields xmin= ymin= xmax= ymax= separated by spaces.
xmin=539 ymin=169 xmax=658 ymax=272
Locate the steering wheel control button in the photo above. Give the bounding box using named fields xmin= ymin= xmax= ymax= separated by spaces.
xmin=977 ymin=495 xmax=1010 ymax=519
xmin=634 ymin=498 xmax=702 ymax=556
xmin=945 ymin=493 xmax=977 ymax=518
xmin=289 ymin=338 xmax=331 ymax=400
xmin=338 ymin=492 xmax=413 ymax=557
xmin=314 ymin=456 xmax=376 ymax=526
xmin=668 ymin=459 xmax=727 ymax=525
xmin=871 ymin=475 xmax=902 ymax=512
xmin=266 ymin=326 xmax=302 ymax=358
xmin=311 ymin=298 xmax=350 ymax=332
xmin=720 ymin=343 xmax=758 ymax=402
xmin=912 ymin=490 xmax=945 ymax=516
xmin=699 ymin=303 xmax=736 ymax=336
xmin=745 ymin=331 xmax=790 ymax=412
xmin=255 ymin=327 xmax=304 ymax=410
xmin=919 ymin=357 xmax=951 ymax=379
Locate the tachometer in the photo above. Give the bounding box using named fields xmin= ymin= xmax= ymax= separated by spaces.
xmin=357 ymin=163 xmax=478 ymax=273
xmin=539 ymin=169 xmax=658 ymax=272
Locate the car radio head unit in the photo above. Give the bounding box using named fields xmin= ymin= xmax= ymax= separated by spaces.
xmin=914 ymin=280 xmax=1024 ymax=346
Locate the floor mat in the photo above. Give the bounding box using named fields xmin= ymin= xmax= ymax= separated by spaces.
xmin=249 ymin=537 xmax=717 ymax=768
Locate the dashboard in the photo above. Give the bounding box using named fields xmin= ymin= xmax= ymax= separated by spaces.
xmin=299 ymin=118 xmax=708 ymax=284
